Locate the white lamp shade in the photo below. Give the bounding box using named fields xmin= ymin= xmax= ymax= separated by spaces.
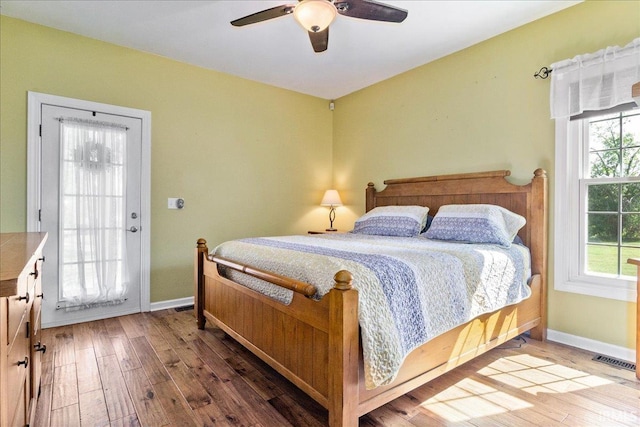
xmin=321 ymin=189 xmax=343 ymax=207
xmin=294 ymin=0 xmax=337 ymax=33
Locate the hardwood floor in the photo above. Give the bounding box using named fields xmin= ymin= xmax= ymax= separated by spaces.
xmin=33 ymin=308 xmax=639 ymax=426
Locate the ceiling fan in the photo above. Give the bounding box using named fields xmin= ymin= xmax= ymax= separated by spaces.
xmin=230 ymin=0 xmax=408 ymax=53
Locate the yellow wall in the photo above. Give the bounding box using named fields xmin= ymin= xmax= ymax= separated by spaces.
xmin=1 ymin=0 xmax=639 ymax=351
xmin=0 ymin=16 xmax=333 ymax=302
xmin=333 ymin=0 xmax=640 ymax=350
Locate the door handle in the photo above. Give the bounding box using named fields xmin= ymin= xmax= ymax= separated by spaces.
xmin=127 ymin=226 xmax=138 ymax=233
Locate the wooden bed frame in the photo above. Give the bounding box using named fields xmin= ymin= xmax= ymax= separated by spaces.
xmin=195 ymin=169 xmax=548 ymax=426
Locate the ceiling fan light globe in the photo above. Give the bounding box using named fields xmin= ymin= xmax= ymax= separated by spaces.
xmin=294 ymin=0 xmax=337 ymax=33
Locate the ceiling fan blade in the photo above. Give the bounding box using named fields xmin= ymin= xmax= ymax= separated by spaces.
xmin=335 ymin=0 xmax=408 ymax=23
xmin=308 ymin=28 xmax=329 ymax=53
xmin=230 ymin=4 xmax=296 ymax=27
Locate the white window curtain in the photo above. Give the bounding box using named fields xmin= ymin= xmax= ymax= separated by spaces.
xmin=550 ymin=37 xmax=640 ymax=119
xmin=58 ymin=117 xmax=129 ymax=310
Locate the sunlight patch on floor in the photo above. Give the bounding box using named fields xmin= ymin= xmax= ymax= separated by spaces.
xmin=477 ymin=353 xmax=613 ymax=395
xmin=419 ymin=377 xmax=532 ymax=422
xmin=420 ymin=353 xmax=615 ymax=422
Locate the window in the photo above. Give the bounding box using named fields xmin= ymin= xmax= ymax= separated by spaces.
xmin=551 ymin=38 xmax=640 ymax=302
xmin=555 ymin=108 xmax=640 ymax=302
xmin=583 ymin=110 xmax=640 ymax=276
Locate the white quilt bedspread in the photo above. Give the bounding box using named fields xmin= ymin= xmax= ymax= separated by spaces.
xmin=213 ymin=233 xmax=531 ymax=389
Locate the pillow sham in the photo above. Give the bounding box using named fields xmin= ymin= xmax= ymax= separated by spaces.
xmin=352 ymin=205 xmax=430 ymax=237
xmin=423 ymin=204 xmax=525 ymax=247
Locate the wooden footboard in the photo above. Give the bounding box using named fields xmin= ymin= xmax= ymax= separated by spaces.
xmin=194 ymin=168 xmax=548 ymax=427
xmin=195 ymin=239 xmax=361 ymax=425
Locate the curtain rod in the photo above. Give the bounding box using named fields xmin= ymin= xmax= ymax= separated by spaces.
xmin=57 ymin=116 xmax=130 ymax=131
xmin=534 ymin=66 xmax=552 ymax=79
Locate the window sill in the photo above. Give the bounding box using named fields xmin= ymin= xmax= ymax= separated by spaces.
xmin=554 ymin=277 xmax=636 ymax=302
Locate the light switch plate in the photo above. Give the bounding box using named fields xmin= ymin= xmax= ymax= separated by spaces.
xmin=168 ymin=198 xmax=184 ymax=209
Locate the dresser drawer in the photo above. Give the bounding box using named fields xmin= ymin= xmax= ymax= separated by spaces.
xmin=7 ymin=259 xmax=38 ymax=347
xmin=9 ymin=384 xmax=28 ymax=427
xmin=6 ymin=320 xmax=30 ymax=425
xmin=6 ymin=289 xmax=30 ymax=349
xmin=9 ymin=379 xmax=27 ymax=427
xmin=31 ymin=305 xmax=44 ymax=401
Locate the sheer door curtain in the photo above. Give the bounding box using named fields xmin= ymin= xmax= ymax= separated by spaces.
xmin=58 ymin=118 xmax=129 ymax=310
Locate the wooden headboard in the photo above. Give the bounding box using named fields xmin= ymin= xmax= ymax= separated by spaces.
xmin=365 ymin=169 xmax=548 ymax=280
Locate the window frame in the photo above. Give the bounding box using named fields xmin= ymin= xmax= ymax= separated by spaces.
xmin=554 ymin=110 xmax=639 ymax=303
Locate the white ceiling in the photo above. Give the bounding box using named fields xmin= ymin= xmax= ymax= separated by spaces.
xmin=0 ymin=0 xmax=581 ymax=100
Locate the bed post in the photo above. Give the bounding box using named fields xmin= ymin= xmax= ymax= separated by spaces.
xmin=328 ymin=270 xmax=360 ymax=427
xmin=529 ymin=168 xmax=548 ymax=341
xmin=195 ymin=238 xmax=208 ymax=330
xmin=365 ymin=182 xmax=376 ymax=212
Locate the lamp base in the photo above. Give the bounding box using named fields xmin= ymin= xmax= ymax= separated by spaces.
xmin=325 ymin=228 xmax=338 ymax=232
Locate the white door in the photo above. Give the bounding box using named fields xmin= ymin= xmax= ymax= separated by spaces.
xmin=39 ymin=104 xmax=143 ymax=326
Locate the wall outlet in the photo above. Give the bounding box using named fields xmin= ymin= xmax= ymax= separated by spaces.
xmin=168 ymin=198 xmax=184 ymax=209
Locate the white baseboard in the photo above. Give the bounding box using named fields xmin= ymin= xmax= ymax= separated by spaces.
xmin=547 ymin=329 xmax=636 ymax=363
xmin=43 ymin=306 xmax=141 ymax=329
xmin=42 ymin=297 xmax=194 ymax=328
xmin=149 ymin=296 xmax=194 ymax=312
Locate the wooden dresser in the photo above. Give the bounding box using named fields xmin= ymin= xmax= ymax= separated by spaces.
xmin=0 ymin=232 xmax=48 ymax=427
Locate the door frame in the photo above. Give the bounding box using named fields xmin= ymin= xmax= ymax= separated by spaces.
xmin=26 ymin=91 xmax=151 ymax=318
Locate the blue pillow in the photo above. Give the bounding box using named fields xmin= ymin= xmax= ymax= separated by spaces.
xmin=423 ymin=204 xmax=525 ymax=248
xmin=352 ymin=206 xmax=430 ymax=237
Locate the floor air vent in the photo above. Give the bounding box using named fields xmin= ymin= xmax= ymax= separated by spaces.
xmin=175 ymin=305 xmax=194 ymax=312
xmin=592 ymin=354 xmax=636 ymax=372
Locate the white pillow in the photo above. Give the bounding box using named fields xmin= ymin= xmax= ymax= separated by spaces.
xmin=352 ymin=205 xmax=430 ymax=237
xmin=424 ymin=204 xmax=525 ymax=247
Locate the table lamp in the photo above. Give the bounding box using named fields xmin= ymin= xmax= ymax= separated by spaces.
xmin=320 ymin=189 xmax=342 ymax=231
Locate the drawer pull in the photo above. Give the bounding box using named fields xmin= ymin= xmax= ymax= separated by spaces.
xmin=18 ymin=292 xmax=30 ymax=303
xmin=34 ymin=342 xmax=47 ymax=354
xmin=39 ymin=256 xmax=46 ymax=262
xmin=17 ymin=357 xmax=29 ymax=368
xmin=37 ymin=292 xmax=44 ymax=299
xmin=30 ymin=268 xmax=39 ymax=279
